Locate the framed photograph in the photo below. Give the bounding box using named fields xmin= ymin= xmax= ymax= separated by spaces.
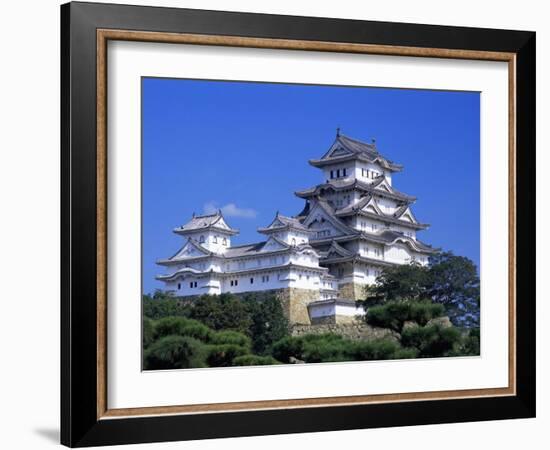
xmin=61 ymin=2 xmax=536 ymax=447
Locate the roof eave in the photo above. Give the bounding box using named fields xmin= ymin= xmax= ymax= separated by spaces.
xmin=173 ymin=226 xmax=239 ymax=236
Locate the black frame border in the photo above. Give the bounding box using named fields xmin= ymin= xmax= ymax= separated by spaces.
xmin=61 ymin=2 xmax=536 ymax=447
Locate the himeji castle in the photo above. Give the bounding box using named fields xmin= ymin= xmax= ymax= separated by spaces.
xmin=156 ymin=131 xmax=437 ymax=325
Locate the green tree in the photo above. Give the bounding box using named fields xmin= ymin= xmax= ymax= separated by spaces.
xmin=211 ymin=330 xmax=252 ymax=349
xmin=242 ymin=294 xmax=289 ymax=355
xmin=188 ymin=294 xmax=252 ymax=334
xmin=205 ymin=344 xmax=249 ymax=367
xmin=153 ymin=316 xmax=214 ymax=342
xmin=232 ymin=355 xmax=279 ymax=366
xmin=449 ymin=328 xmax=480 ymax=356
xmin=143 ymin=317 xmax=155 ymax=348
xmin=401 ymin=324 xmax=462 ymax=357
xmin=359 ymin=252 xmax=480 ymax=327
xmin=427 ymin=252 xmax=480 ymax=327
xmin=351 ymin=339 xmax=418 ymax=360
xmin=362 ymin=262 xmax=430 ymax=305
xmin=142 ymin=290 xmax=190 ymax=319
xmin=365 ymin=300 xmax=444 ymax=333
xmin=144 ymin=336 xmax=207 ymax=370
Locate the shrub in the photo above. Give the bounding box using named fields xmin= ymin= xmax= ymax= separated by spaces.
xmin=271 ymin=336 xmax=305 ymax=363
xmin=299 ymin=334 xmax=355 ymax=363
xmin=142 ymin=291 xmax=190 ymax=319
xmin=409 ymin=302 xmax=445 ymax=326
xmin=365 ymin=300 xmax=445 ymax=332
xmin=449 ymin=327 xmax=480 ymax=356
xmin=205 ymin=344 xmax=249 ymax=367
xmin=211 ymin=330 xmax=252 ymax=349
xmin=401 ymin=324 xmax=462 ymax=357
xmin=189 ymin=294 xmax=252 ymax=334
xmin=153 ymin=316 xmax=214 ymax=342
xmin=243 ymin=295 xmax=289 ymax=355
xmin=272 ymin=334 xmax=361 ymax=364
xmin=232 ymin=355 xmax=279 ymax=366
xmin=143 ymin=317 xmax=155 ymax=349
xmin=351 ymin=339 xmax=406 ymax=361
xmin=366 ymin=302 xmax=413 ymax=332
xmin=144 ymin=336 xmax=207 ymax=370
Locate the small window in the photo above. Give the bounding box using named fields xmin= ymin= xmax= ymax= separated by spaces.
xmin=194 ymin=281 xmax=197 ymax=288
xmin=177 ymin=283 xmax=181 ymax=290
xmin=343 ymin=168 xmax=347 ymax=176
xmin=235 ymin=279 xmax=239 ymax=286
xmin=189 ymin=282 xmax=193 ymax=288
xmin=222 ymin=237 xmax=227 ymax=245
xmin=291 ymin=238 xmax=296 ymax=246
xmin=336 ymin=169 xmax=340 ymax=177
xmin=213 ymin=236 xmax=218 ymax=243
xmin=250 ymin=277 xmax=254 ymax=284
xmin=199 ymin=235 xmax=205 ymax=243
xmin=330 ymin=170 xmax=334 ymax=179
xmin=230 ymin=280 xmax=234 ymax=287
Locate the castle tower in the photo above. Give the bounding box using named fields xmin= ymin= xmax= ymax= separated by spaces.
xmin=294 ymin=131 xmax=437 ymax=300
xmin=173 ymin=210 xmax=238 ymax=254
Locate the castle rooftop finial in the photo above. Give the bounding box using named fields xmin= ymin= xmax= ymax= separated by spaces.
xmin=336 ymin=127 xmax=341 ymax=137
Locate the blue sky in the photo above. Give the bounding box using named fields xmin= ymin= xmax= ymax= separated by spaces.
xmin=142 ymin=78 xmax=480 ymax=295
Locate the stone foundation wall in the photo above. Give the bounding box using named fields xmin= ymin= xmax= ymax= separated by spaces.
xmin=310 ymin=315 xmax=360 ymax=325
xmin=338 ymin=282 xmax=366 ymax=301
xmin=291 ymin=322 xmax=400 ymax=342
xmin=274 ymin=288 xmax=320 ymax=325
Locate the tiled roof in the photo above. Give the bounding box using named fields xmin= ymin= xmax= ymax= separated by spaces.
xmin=174 ymin=211 xmax=238 ymax=235
xmin=309 ymin=133 xmax=403 ymax=172
xmin=295 ymin=177 xmax=415 ymax=202
xmin=258 ymin=212 xmax=311 ymax=233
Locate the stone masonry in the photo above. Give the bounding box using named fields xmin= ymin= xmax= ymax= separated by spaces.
xmin=274 ymin=288 xmax=321 ymax=325
xmin=338 ymin=282 xmax=366 ymax=301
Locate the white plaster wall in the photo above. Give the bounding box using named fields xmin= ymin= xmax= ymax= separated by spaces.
xmin=384 ymin=242 xmax=413 ymax=264
xmin=353 ymin=216 xmax=387 ymax=232
xmin=322 ymin=164 xmax=354 ymax=182
xmin=179 ymin=230 xmax=232 ymax=253
xmin=355 ymin=161 xmax=385 ymax=183
xmin=309 ymin=303 xmax=336 ymax=319
xmin=335 ymin=304 xmax=365 ymax=317
xmin=376 ymin=197 xmax=399 ymax=215
xmin=389 ymin=224 xmax=417 ymax=239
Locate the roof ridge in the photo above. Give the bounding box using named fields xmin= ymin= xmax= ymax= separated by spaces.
xmin=193 ymin=211 xmax=221 ymax=219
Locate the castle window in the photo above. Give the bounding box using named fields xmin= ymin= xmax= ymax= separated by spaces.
xmin=291 ymin=238 xmax=296 ymax=246
xmin=336 ymin=169 xmax=340 ymax=177
xmin=213 ymin=236 xmax=218 ymax=243
xmin=343 ymin=168 xmax=347 ymax=176
xmin=199 ymin=235 xmax=205 ymax=243
xmin=235 ymin=279 xmax=238 ymax=286
xmin=330 ymin=170 xmax=334 ymax=179
xmin=189 ymin=282 xmax=193 ymax=288
xmin=222 ymin=237 xmax=227 ymax=246
xmin=177 ymin=283 xmax=181 ymax=290
xmin=250 ymin=277 xmax=254 ymax=284
xmin=194 ymin=281 xmax=197 ymax=288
